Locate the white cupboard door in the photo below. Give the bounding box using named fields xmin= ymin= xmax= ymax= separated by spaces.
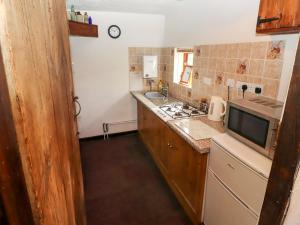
xmin=204 ymin=170 xmax=258 ymax=225
xmin=210 ymin=141 xmax=268 ymax=215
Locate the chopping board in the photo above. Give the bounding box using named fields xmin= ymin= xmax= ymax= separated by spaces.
xmin=175 ymin=119 xmax=220 ymax=140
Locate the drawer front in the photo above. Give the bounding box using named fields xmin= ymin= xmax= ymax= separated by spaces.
xmin=210 ymin=141 xmax=268 ymax=215
xmin=204 ymin=170 xmax=258 ymax=225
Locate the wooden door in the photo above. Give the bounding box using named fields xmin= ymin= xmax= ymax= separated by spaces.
xmin=142 ymin=105 xmax=151 ymax=148
xmin=257 ymin=0 xmax=300 ymax=33
xmin=169 ymin=132 xmax=200 ymax=212
xmin=137 ymin=102 xmax=145 ymax=139
xmin=257 ymin=0 xmax=282 ymax=31
xmin=168 ymin=130 xmax=208 ymax=223
xmin=0 ymin=197 xmax=8 ymax=225
xmin=158 ymin=123 xmax=171 ymax=174
xmin=168 ymin=132 xmax=204 ymax=216
xmin=148 ymin=110 xmax=160 ymax=155
xmin=280 ymin=0 xmax=300 ymax=28
xmin=0 ymin=1 xmax=86 ymax=225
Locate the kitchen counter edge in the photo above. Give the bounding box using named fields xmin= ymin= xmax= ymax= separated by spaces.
xmin=131 ymin=91 xmax=224 ymax=155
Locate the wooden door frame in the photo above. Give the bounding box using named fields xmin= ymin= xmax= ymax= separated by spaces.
xmin=0 ymin=47 xmax=34 ymax=225
xmin=258 ymin=40 xmax=300 ymax=225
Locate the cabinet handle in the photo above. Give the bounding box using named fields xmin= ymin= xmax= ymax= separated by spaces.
xmin=167 ymin=143 xmax=174 ymax=149
xmin=227 ymin=163 xmax=235 ymax=170
xmin=73 ymin=96 xmax=81 ymax=118
xmin=257 ymin=15 xmax=281 ymax=26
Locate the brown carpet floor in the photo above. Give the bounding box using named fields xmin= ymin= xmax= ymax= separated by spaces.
xmin=80 ymin=132 xmax=193 ymax=225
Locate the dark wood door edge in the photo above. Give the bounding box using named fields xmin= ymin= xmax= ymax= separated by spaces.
xmin=258 ymin=41 xmax=300 ymax=225
xmin=0 ymin=47 xmax=34 ymax=225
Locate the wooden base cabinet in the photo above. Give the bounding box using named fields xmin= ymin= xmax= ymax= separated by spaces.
xmin=137 ymin=102 xmax=207 ymax=225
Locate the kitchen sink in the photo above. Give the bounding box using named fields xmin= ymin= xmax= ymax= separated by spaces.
xmin=144 ymin=91 xmax=165 ymax=99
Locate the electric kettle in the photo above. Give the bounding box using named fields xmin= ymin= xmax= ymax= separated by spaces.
xmin=208 ymin=96 xmax=227 ymax=121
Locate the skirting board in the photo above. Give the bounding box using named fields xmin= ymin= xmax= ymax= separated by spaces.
xmin=79 ymin=130 xmax=138 ymax=142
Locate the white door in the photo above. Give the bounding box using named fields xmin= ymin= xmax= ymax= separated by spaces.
xmin=204 ymin=170 xmax=258 ymax=225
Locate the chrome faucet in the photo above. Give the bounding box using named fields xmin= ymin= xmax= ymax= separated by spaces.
xmin=146 ymin=79 xmax=154 ymax=91
xmin=161 ymin=84 xmax=169 ymax=98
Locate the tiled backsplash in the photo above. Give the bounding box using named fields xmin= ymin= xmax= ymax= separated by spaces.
xmin=191 ymin=41 xmax=285 ymax=102
xmin=128 ymin=41 xmax=285 ymax=104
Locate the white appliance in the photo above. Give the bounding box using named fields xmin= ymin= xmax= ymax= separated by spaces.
xmin=208 ymin=96 xmax=227 ymax=121
xmin=143 ymin=56 xmax=158 ymax=78
xmin=204 ymin=133 xmax=272 ymax=225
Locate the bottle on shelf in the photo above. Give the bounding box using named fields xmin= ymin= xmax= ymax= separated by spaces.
xmin=76 ymin=11 xmax=84 ymax=23
xmin=88 ymin=16 xmax=92 ymax=25
xmin=70 ymin=5 xmax=76 ymax=21
xmin=84 ymin=12 xmax=89 ymax=24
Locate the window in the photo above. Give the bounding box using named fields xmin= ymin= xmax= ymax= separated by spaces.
xmin=173 ymin=48 xmax=193 ymax=88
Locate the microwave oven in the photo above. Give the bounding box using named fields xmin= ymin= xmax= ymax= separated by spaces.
xmin=225 ymin=97 xmax=283 ymax=159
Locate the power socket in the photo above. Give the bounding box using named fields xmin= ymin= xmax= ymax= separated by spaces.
xmin=236 ymin=81 xmax=247 ymax=91
xmin=254 ymin=84 xmax=263 ymax=94
xmin=236 ymin=82 xmax=264 ymax=94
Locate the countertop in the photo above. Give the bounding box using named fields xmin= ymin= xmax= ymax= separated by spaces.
xmin=131 ymin=91 xmax=225 ymax=154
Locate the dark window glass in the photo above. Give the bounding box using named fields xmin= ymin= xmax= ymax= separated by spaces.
xmin=228 ymin=107 xmax=269 ymax=147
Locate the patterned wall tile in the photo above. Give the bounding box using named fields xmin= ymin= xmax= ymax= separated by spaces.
xmin=128 ymin=40 xmax=284 ymax=102
xmin=267 ymin=41 xmax=285 ymax=60
xmin=249 ymin=60 xmax=264 ymax=76
xmin=227 ymin=44 xmax=239 ymax=58
xmin=225 ymin=59 xmax=239 ymax=73
xmin=250 ymin=42 xmax=268 ymax=59
xmin=236 ymin=58 xmax=249 ymax=74
xmin=263 ymin=60 xmax=283 ymax=79
xmin=238 ymin=43 xmax=251 ymax=59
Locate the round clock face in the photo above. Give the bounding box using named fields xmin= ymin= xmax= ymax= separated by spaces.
xmin=108 ymin=25 xmax=121 ymax=39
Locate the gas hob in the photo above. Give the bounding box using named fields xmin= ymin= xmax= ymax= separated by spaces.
xmin=159 ymin=102 xmax=207 ymax=119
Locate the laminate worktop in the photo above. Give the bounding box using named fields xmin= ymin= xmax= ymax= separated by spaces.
xmin=131 ymin=91 xmax=225 ymax=154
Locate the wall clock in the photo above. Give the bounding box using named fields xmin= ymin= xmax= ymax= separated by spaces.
xmin=108 ymin=25 xmax=121 ymax=39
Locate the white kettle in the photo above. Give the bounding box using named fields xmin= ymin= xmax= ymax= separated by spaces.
xmin=208 ymin=96 xmax=227 ymax=121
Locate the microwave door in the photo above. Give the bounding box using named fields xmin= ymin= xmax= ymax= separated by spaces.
xmin=226 ymin=106 xmax=273 ymax=158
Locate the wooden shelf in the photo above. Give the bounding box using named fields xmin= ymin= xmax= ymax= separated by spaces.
xmin=68 ymin=21 xmax=98 ymax=37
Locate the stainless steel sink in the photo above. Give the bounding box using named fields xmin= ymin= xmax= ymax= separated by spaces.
xmin=144 ymin=91 xmax=165 ymax=99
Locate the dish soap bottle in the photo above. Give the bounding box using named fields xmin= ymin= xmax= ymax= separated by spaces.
xmin=88 ymin=16 xmax=93 ymax=25
xmin=158 ymin=80 xmax=163 ymax=92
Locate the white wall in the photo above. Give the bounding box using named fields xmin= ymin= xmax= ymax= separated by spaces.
xmin=70 ymin=2 xmax=299 ymax=138
xmin=163 ymin=0 xmax=300 ymax=101
xmin=70 ymin=11 xmax=165 ymax=138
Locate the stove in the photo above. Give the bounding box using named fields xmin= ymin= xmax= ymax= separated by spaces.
xmin=159 ymin=102 xmax=207 ymax=119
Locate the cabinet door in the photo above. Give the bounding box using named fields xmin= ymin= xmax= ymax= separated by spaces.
xmin=169 ymin=131 xmax=206 ymax=215
xmin=257 ymin=0 xmax=300 ymax=33
xmin=137 ymin=103 xmax=160 ymax=156
xmin=137 ymin=102 xmax=144 ymax=134
xmin=257 ymin=0 xmax=282 ymax=31
xmin=150 ymin=112 xmax=161 ymax=155
xmin=204 ymin=170 xmax=258 ymax=225
xmin=141 ymin=104 xmax=152 ymax=147
xmin=158 ymin=122 xmax=171 ymax=174
xmin=280 ymin=0 xmax=300 ymax=29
